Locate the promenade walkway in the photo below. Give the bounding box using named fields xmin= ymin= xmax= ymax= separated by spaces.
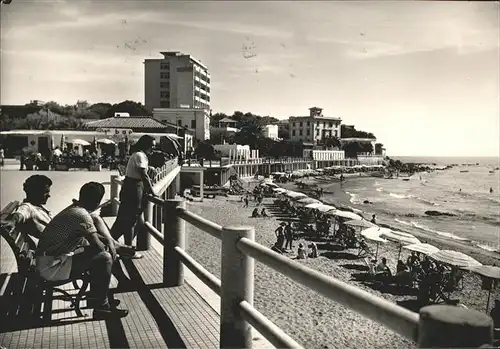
xmin=0 ymin=169 xmax=223 ymax=349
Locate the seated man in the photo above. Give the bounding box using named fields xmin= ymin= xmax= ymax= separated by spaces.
xmin=4 ymin=175 xmax=53 ymax=240
xmin=251 ymin=208 xmax=260 ymax=218
xmin=36 ymin=182 xmax=129 ymax=319
xmin=2 ymin=174 xmax=139 ymax=259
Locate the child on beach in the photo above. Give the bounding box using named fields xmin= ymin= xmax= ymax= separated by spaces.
xmin=308 ymin=242 xmax=318 ymax=258
xmin=297 ymin=243 xmax=307 ymax=259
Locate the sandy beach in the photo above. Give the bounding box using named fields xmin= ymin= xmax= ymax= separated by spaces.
xmin=183 ymin=177 xmax=499 ymax=349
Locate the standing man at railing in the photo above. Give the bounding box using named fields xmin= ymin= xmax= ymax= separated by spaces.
xmin=110 ymin=135 xmax=158 ymax=248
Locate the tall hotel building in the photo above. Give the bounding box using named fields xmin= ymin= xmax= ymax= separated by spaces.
xmin=144 ymin=51 xmax=211 ymax=112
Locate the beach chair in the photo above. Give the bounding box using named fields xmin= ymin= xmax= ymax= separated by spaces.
xmin=357 ymin=240 xmax=373 ymax=258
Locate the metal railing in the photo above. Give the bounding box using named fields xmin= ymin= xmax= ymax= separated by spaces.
xmin=109 ymin=169 xmax=494 ymax=349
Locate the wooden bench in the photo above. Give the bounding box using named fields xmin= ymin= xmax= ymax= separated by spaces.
xmin=0 ymin=201 xmax=90 ymax=322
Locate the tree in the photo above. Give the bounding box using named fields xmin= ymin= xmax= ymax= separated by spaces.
xmin=278 ymin=127 xmax=289 ymax=140
xmin=340 ymin=125 xmax=376 ymax=139
xmin=323 ymin=136 xmax=341 ymax=149
xmin=104 ymin=100 xmax=149 ymax=118
xmin=210 ymin=112 xmax=228 ymax=126
xmin=375 ymin=143 xmax=384 ymax=155
xmin=360 ymin=142 xmax=374 ymax=154
xmin=342 ymin=141 xmax=363 ymax=158
xmin=89 ymin=103 xmax=112 ymax=119
xmin=194 ymin=141 xmax=215 ymax=160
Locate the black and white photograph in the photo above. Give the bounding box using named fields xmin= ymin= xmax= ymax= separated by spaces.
xmin=0 ymin=1 xmax=499 ymax=348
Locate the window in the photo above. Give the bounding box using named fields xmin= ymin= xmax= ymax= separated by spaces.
xmin=160 ymin=82 xmax=169 ymax=89
xmin=307 ymin=121 xmax=310 ymax=126
xmin=292 ymin=130 xmax=296 ymax=136
xmin=299 ymin=122 xmax=303 ymax=127
xmin=329 ymin=122 xmax=333 ymax=127
xmin=293 ymin=122 xmax=296 ymax=127
xmin=160 ymin=72 xmax=170 ymax=79
xmin=299 ymin=130 xmax=303 ymax=136
xmin=191 ymin=120 xmax=196 ymax=129
xmin=160 ymin=91 xmax=170 ymax=98
xmin=177 ymin=120 xmax=182 ymax=126
xmin=160 ymin=101 xmax=170 ymax=108
xmin=306 ymin=130 xmax=310 ymax=136
xmin=160 ymin=63 xmax=170 ymax=69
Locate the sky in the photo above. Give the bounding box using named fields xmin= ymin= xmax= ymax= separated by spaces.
xmin=1 ymin=0 xmax=499 ymax=157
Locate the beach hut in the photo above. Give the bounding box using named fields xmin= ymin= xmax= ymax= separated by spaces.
xmin=465 ymin=265 xmax=500 ymax=312
xmin=360 ymin=227 xmax=388 ymax=259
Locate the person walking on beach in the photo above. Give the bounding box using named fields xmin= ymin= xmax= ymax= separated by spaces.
xmin=371 ymin=214 xmax=377 ymax=224
xmin=111 ymin=135 xmax=157 ymax=247
xmin=284 ymin=222 xmax=294 ymax=250
xmin=243 ymin=195 xmax=249 ymax=207
xmin=275 ymin=225 xmax=285 ymax=249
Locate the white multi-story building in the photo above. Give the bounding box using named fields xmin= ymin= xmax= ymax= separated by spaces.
xmin=262 ymin=124 xmax=279 ymax=140
xmin=144 ymin=51 xmax=211 ymax=112
xmin=289 ymin=107 xmax=342 ymax=144
xmin=153 ymin=107 xmax=210 ymax=141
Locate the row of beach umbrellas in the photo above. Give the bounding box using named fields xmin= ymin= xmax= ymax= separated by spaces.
xmin=271 ymin=184 xmax=500 ymax=313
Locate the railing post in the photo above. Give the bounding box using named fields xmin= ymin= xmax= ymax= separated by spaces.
xmin=163 ymin=199 xmax=186 ymax=286
xmin=110 ymin=174 xmax=120 ymax=216
xmin=220 ymin=225 xmax=255 ymax=349
xmin=137 ymin=200 xmax=153 ymax=251
xmin=417 ymin=305 xmax=493 ymax=348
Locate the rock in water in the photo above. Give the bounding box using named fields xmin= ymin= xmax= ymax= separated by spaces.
xmin=425 ymin=210 xmax=456 ymax=217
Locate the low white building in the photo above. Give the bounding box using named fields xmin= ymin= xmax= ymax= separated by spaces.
xmin=213 ymin=144 xmax=252 ymax=160
xmin=303 ymin=149 xmax=345 ymax=161
xmin=262 ymin=124 xmax=279 ymax=140
xmin=153 ymin=107 xmax=210 ymax=141
xmin=211 ymin=118 xmax=239 ymax=139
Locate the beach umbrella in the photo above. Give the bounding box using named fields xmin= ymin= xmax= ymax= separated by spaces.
xmin=316 ymin=204 xmax=336 ymax=213
xmin=344 ymin=219 xmax=376 ymax=229
xmin=326 ymin=209 xmax=362 ymax=221
xmin=285 ymin=191 xmax=308 ymax=199
xmin=379 ymin=228 xmax=421 ymax=260
xmin=403 ymin=243 xmax=440 ymax=256
xmin=465 ymin=265 xmax=500 ymax=312
xmin=70 ymin=139 xmax=91 ymax=146
xmin=297 ymin=197 xmax=322 ymax=206
xmin=429 ymin=250 xmax=482 ymax=269
xmin=360 ymin=227 xmax=388 ymax=260
xmin=97 ymin=138 xmax=116 ymax=145
xmin=305 ymin=203 xmax=324 ymax=210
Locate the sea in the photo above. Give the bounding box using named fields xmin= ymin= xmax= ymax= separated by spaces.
xmin=326 ymin=156 xmax=500 ymax=253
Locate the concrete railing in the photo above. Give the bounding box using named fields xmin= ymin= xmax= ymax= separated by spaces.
xmin=109 ymin=172 xmax=494 ymax=349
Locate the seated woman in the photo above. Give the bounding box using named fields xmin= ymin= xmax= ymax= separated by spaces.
xmin=308 ymin=242 xmax=318 ymax=258
xmin=296 ymin=243 xmax=307 ymax=260
xmin=261 ymin=208 xmax=268 ymax=217
xmin=396 ymin=260 xmax=408 ymax=274
xmin=251 ymin=208 xmax=260 ymax=218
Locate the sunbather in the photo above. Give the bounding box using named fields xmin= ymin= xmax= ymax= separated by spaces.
xmin=252 ymin=208 xmax=260 ymax=218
